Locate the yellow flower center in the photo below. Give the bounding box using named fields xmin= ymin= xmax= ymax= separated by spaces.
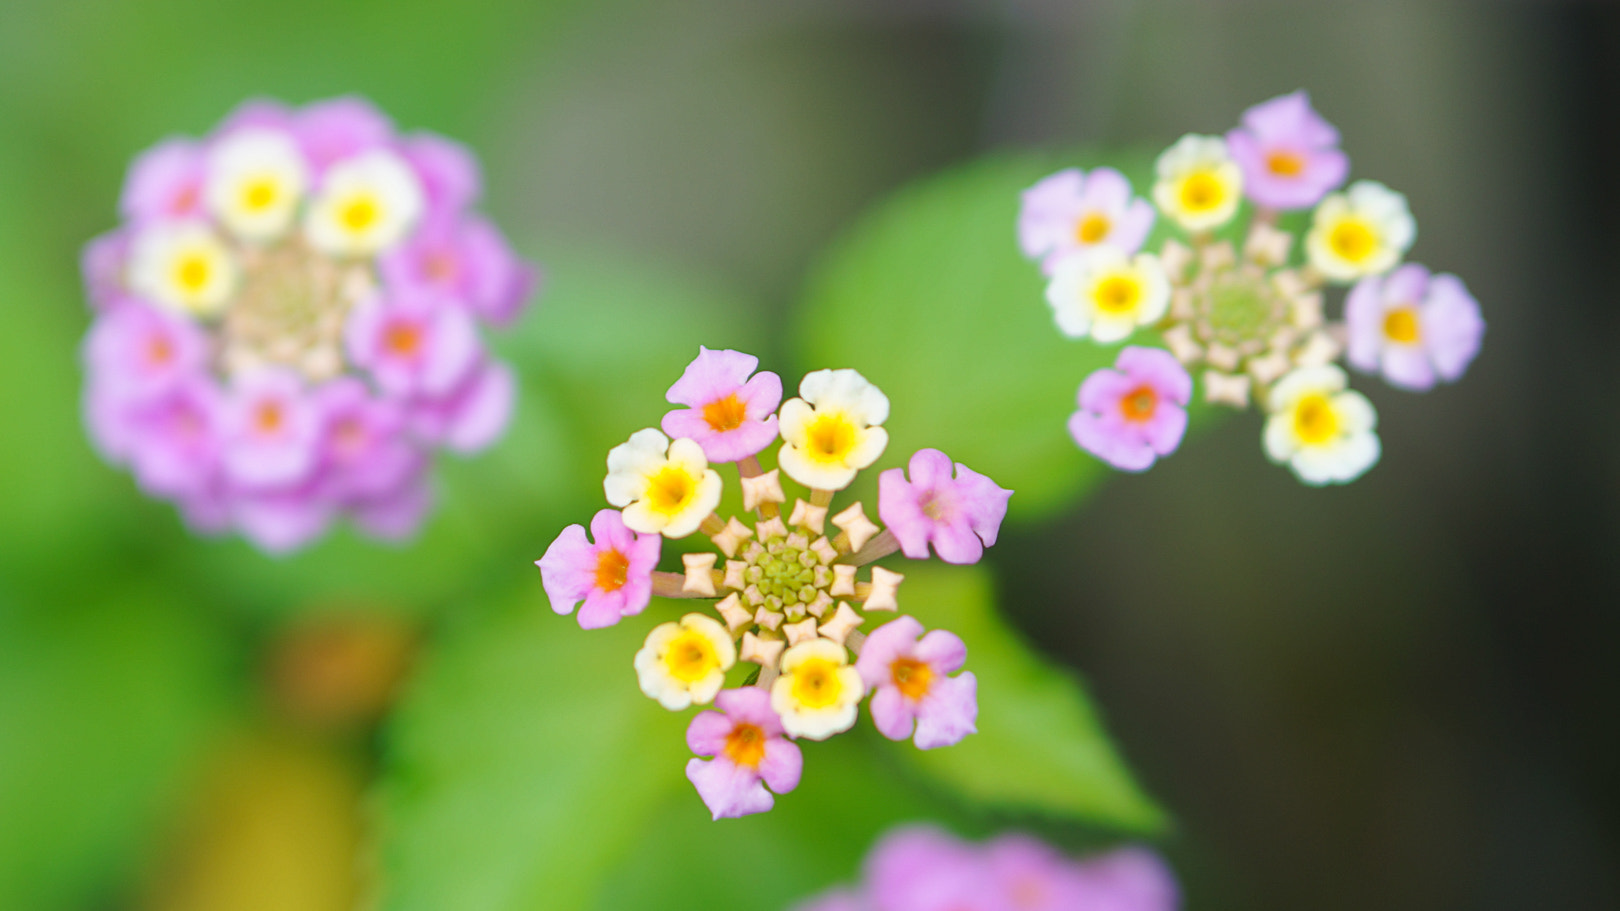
xmin=1328 ymin=218 xmax=1378 ymax=263
xmin=722 ymin=723 xmax=767 ymax=769
xmin=643 ymin=465 xmax=696 ymax=515
xmin=1075 ymin=212 xmax=1111 ymax=244
xmin=803 ymin=413 xmax=856 ymax=464
xmin=1119 ymin=385 xmax=1158 ymax=422
xmin=242 ymin=178 xmax=278 ymax=212
xmin=594 ymin=549 xmax=629 ymax=593
xmin=1383 ymin=307 xmax=1421 ymax=343
xmin=890 ymin=657 xmax=933 ymax=701
xmin=1093 ymin=274 xmax=1142 ymax=315
xmin=1266 ymin=150 xmax=1305 ymax=177
xmin=1179 ymin=170 xmax=1226 ymax=213
xmin=1292 ymin=393 xmax=1339 ymax=445
xmin=341 ymin=196 xmax=380 ymax=233
xmin=702 ymin=393 xmax=748 ymax=433
xmin=790 ymin=657 xmax=845 ymax=709
xmin=175 ymin=254 xmax=212 ymax=293
xmin=664 ymin=629 xmax=719 ymax=683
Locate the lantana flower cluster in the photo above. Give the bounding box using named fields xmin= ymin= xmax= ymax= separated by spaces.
xmin=81 ymin=96 xmax=536 ymax=551
xmin=1019 ymin=91 xmax=1485 ymax=485
xmin=537 ymin=348 xmax=1012 ymax=819
xmin=791 ymin=825 xmax=1179 ymax=911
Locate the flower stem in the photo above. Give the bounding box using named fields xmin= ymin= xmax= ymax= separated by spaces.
xmin=835 ymin=528 xmax=900 ymax=566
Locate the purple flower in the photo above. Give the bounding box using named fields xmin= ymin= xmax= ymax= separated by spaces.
xmin=121 ymin=378 xmax=224 ymax=499
xmin=1226 ymin=90 xmax=1349 ymax=211
xmin=1345 ymin=263 xmax=1484 ymax=392
xmin=856 ymin=616 xmax=978 ymax=749
xmin=683 ymin=687 xmax=803 ymax=820
xmin=877 ymin=449 xmax=1011 ymax=565
xmin=407 ymin=361 xmax=516 ymax=454
xmin=379 ymin=215 xmax=536 ymax=326
xmin=399 ymin=133 xmax=482 ymax=217
xmin=221 ymin=369 xmax=323 ymax=489
xmin=351 ymin=477 xmax=434 ymax=542
xmin=294 ymin=96 xmax=394 ymax=174
xmin=81 ymin=232 xmax=130 ymax=311
xmin=660 ymin=347 xmax=782 ymax=463
xmin=315 ymin=379 xmax=424 ymax=502
xmin=1068 ymin=346 xmax=1191 ymax=472
xmin=865 ymin=826 xmax=996 ymax=911
xmin=1018 ymin=167 xmax=1156 ymax=274
xmin=83 ymin=301 xmax=208 ymax=404
xmin=346 ymin=291 xmax=483 ymax=400
xmin=119 ymin=139 xmax=207 ymax=223
xmin=234 ymin=487 xmax=333 ymax=555
xmin=1071 ymin=846 xmax=1181 ymax=911
xmin=537 ymin=509 xmax=661 ymax=629
xmin=983 ymin=834 xmax=1092 ymax=911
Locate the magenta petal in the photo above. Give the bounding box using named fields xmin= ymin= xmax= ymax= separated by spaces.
xmin=686 ymin=757 xmax=773 ymax=820
xmin=576 ymin=590 xmax=630 ymax=629
xmin=401 ymin=132 xmax=481 ymax=215
xmin=441 ymin=362 xmax=514 ymax=454
xmin=296 ymin=96 xmax=394 ymax=172
xmin=1343 ymin=276 xmax=1386 ymax=373
xmin=666 ymin=347 xmax=759 ymax=406
xmin=536 ymin=524 xmax=594 ymax=614
xmin=352 ymin=481 xmax=432 ymax=541
xmin=120 ymin=139 xmax=205 ymax=223
xmin=1381 ymin=345 xmax=1437 ymax=392
xmin=869 ymin=685 xmax=917 ymax=742
xmin=686 ymin=710 xmax=735 ymax=756
xmin=928 ymin=521 xmax=984 ymax=565
xmin=421 ymin=309 xmax=483 ymax=397
xmin=1070 ymin=411 xmax=1156 ymax=472
xmin=234 ymin=494 xmax=332 ymax=554
xmin=715 ymin=685 xmax=782 ymax=734
xmin=856 ymin=616 xmax=923 ymax=687
xmin=757 ymin=738 xmax=803 ymax=795
xmin=913 ymin=671 xmax=977 ymax=749
xmin=1078 ymin=368 xmax=1135 ymax=413
xmin=913 ymin=628 xmax=967 ymax=674
xmin=1424 ymin=274 xmax=1484 ymax=382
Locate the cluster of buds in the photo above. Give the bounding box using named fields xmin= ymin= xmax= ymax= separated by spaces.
xmin=537 ymin=348 xmax=1012 ymax=819
xmin=80 ymin=96 xmax=536 ymax=551
xmin=1019 ymin=91 xmax=1484 ymax=485
xmin=792 ymin=825 xmax=1178 ymax=911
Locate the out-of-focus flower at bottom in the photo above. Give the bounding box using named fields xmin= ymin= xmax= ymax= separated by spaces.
xmin=789 ymin=825 xmax=1179 ymax=911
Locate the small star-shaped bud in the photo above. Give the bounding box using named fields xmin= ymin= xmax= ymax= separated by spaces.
xmin=830 ymin=503 xmax=880 ymax=552
xmin=1205 ymin=343 xmax=1240 ymax=372
xmin=1160 ymin=239 xmax=1193 ymax=281
xmin=742 ymin=541 xmax=765 ymax=563
xmin=723 ymin=560 xmax=748 ymax=591
xmin=787 ymin=499 xmax=828 ymax=535
xmin=809 ymin=536 xmax=839 ymax=566
xmin=682 ymin=553 xmax=717 ymax=596
xmin=715 ymin=593 xmax=753 ymax=635
xmin=1200 ymin=241 xmax=1236 ymax=272
xmin=1290 ymin=292 xmax=1324 ymax=330
xmin=818 ymin=602 xmax=864 ymax=646
xmin=785 ymin=531 xmax=809 ymax=552
xmin=805 ymin=590 xmax=833 ymax=619
xmin=864 ymin=566 xmax=903 ymax=612
xmin=743 ymin=584 xmax=765 ymax=607
xmin=709 ymin=517 xmax=754 ymax=558
xmin=755 ymin=516 xmax=787 ymax=541
xmin=1245 ymin=223 xmax=1292 ymax=267
xmin=1163 ymin=324 xmax=1203 ymax=364
xmin=830 ymin=564 xmax=858 ymax=597
xmin=1293 ymin=331 xmax=1341 ymax=368
xmin=740 ymin=631 xmax=785 ymax=668
xmin=754 ymin=606 xmax=784 ymax=631
xmin=1204 ymin=370 xmax=1251 ymax=408
xmin=1169 ymin=287 xmax=1196 ymax=321
xmin=1248 ymin=350 xmax=1292 ymax=386
xmin=783 ymin=618 xmax=819 ymax=647
xmin=1272 ymin=269 xmax=1307 ymax=298
xmin=741 ymin=469 xmax=786 ymax=512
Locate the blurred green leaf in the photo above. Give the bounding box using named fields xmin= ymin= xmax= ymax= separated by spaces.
xmin=0 ymin=585 xmax=230 ymax=911
xmin=374 ymin=588 xmax=693 ymax=911
xmin=886 ymin=562 xmax=1167 ymax=833
xmin=794 ymin=152 xmax=1159 ymax=522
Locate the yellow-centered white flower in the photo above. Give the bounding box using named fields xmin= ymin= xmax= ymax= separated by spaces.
xmin=1306 ymin=180 xmax=1415 ymax=283
xmin=604 ymin=428 xmax=723 ymax=537
xmin=303 ymin=150 xmax=424 ymax=257
xmin=204 ymin=128 xmax=308 ymax=241
xmin=1263 ymin=365 xmax=1381 ymax=486
xmin=1153 ymin=134 xmax=1243 ymax=231
xmin=1044 ymin=246 xmax=1170 ymax=343
xmin=771 ymin=638 xmax=864 ymax=740
xmin=776 ymin=369 xmax=890 ymax=491
xmin=128 ymin=221 xmax=238 ymax=318
xmin=634 ymin=614 xmax=736 ymax=710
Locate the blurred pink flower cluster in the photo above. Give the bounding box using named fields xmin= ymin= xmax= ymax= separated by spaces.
xmin=792 ymin=825 xmax=1179 ymax=911
xmin=81 ymin=96 xmax=537 ymax=552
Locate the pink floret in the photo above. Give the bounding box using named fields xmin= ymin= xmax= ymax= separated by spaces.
xmin=660 ymin=347 xmax=782 ymax=463
xmin=536 ymin=509 xmax=660 ymax=629
xmin=1226 ymin=90 xmax=1349 ymax=211
xmin=878 ymin=449 xmax=1011 ymax=565
xmin=683 ymin=687 xmax=802 ymax=820
xmin=1018 ymin=166 xmax=1156 ymax=274
xmin=1346 ymin=263 xmax=1485 ymax=392
xmin=1068 ymin=346 xmax=1191 ymax=473
xmin=856 ymin=616 xmax=978 ymax=750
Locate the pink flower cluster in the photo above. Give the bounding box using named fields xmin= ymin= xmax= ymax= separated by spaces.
xmin=536 ymin=348 xmax=1011 ymax=820
xmin=81 ymin=97 xmax=537 ymax=552
xmin=792 ymin=825 xmax=1179 ymax=911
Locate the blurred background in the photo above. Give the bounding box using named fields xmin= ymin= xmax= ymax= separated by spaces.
xmin=1 ymin=1 xmax=1617 ymax=910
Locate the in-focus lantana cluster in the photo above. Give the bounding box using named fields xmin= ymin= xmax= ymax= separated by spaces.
xmin=537 ymin=348 xmax=1011 ymax=819
xmin=82 ymin=96 xmax=537 ymax=551
xmin=1020 ymin=91 xmax=1484 ymax=485
xmin=790 ymin=825 xmax=1179 ymax=911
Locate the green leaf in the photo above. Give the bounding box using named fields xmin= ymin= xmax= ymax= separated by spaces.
xmin=374 ymin=589 xmax=694 ymax=911
xmin=886 ymin=562 xmax=1167 ymax=833
xmin=0 ymin=585 xmax=230 ymax=911
xmin=795 ymin=152 xmax=1167 ymax=522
